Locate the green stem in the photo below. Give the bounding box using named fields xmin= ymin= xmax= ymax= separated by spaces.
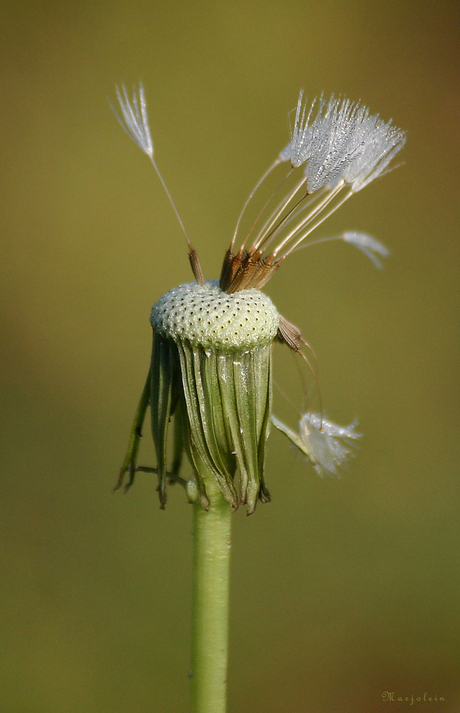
xmin=191 ymin=477 xmax=231 ymax=713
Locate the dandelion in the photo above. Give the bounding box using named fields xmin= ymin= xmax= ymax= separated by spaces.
xmin=111 ymin=85 xmax=405 ymax=713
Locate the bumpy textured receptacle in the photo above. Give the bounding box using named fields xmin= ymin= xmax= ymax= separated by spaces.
xmin=150 ymin=280 xmax=280 ymax=513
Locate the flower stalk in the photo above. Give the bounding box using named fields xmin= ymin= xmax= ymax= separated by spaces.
xmin=191 ymin=475 xmax=231 ymax=713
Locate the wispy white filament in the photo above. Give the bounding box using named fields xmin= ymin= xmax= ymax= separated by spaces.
xmin=342 ymin=115 xmax=406 ymax=192
xmin=113 ymin=83 xmax=192 ymax=247
xmin=342 ymin=232 xmax=390 ymax=268
xmin=290 ymin=231 xmax=389 ymax=268
xmin=299 ymin=413 xmax=361 ymax=477
xmin=279 ymin=90 xmax=319 ymax=168
xmin=280 ymin=92 xmax=406 ymax=194
xmin=112 ymin=85 xmax=404 ymax=277
xmin=243 ymin=92 xmax=406 ymax=260
xmin=272 ymin=413 xmax=361 ymax=477
xmin=115 ymin=84 xmax=153 ymax=158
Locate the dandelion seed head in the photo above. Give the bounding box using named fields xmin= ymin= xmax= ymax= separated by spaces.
xmin=114 ymin=84 xmax=403 ymax=509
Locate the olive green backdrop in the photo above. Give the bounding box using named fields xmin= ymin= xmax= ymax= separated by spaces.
xmin=1 ymin=1 xmax=459 ymax=712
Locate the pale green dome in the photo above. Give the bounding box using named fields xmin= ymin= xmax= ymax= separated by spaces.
xmin=151 ymin=280 xmax=280 ymax=351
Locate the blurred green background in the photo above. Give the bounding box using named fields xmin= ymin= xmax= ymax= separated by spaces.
xmin=1 ymin=1 xmax=459 ymax=711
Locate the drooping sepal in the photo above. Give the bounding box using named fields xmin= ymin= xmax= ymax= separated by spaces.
xmin=114 ymin=367 xmax=151 ymax=492
xmin=176 ymin=341 xmax=273 ymax=513
xmin=150 ymin=332 xmax=182 ymax=507
xmin=177 ymin=341 xmax=239 ymax=510
xmin=217 ymin=347 xmax=273 ymax=512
